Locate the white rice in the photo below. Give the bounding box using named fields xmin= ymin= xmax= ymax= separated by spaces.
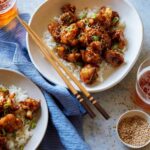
xmin=0 ymin=85 xmax=32 ymax=150
xmin=78 ymin=7 xmax=99 ymax=18
xmin=9 ymin=85 xmax=28 ymax=102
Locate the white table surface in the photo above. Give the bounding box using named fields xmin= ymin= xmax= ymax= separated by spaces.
xmin=17 ymin=0 xmax=150 ymax=150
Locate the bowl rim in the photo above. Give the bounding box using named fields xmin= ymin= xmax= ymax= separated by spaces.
xmin=0 ymin=68 xmax=49 ymax=149
xmin=116 ymin=110 xmax=150 ymax=149
xmin=26 ymin=0 xmax=144 ymax=93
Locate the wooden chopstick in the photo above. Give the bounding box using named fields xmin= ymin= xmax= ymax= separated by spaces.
xmin=16 ymin=16 xmax=95 ymax=118
xmin=16 ymin=16 xmax=109 ymax=119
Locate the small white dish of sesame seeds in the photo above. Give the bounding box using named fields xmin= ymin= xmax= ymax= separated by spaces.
xmin=116 ymin=110 xmax=150 ymax=149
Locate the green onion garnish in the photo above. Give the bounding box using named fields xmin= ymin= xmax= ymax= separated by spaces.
xmin=2 ymin=129 xmax=6 ymax=136
xmin=20 ymin=145 xmax=24 ymax=150
xmin=85 ymin=19 xmax=89 ymax=24
xmin=12 ymin=132 xmax=16 ymax=138
xmin=3 ymin=109 xmax=8 ymax=115
xmin=92 ymin=13 xmax=97 ymax=19
xmin=92 ymin=35 xmax=99 ymax=41
xmin=112 ymin=43 xmax=119 ymax=49
xmin=79 ymin=12 xmax=87 ymax=19
xmin=3 ymin=99 xmax=11 ymax=109
xmin=75 ymin=62 xmax=83 ymax=67
xmin=30 ymin=120 xmax=36 ymax=129
xmin=112 ymin=17 xmax=119 ymax=24
xmin=0 ymin=87 xmax=8 ymax=92
xmin=65 ymin=26 xmax=73 ymax=32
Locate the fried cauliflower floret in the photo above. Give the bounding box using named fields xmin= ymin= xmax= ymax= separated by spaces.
xmin=48 ymin=21 xmax=61 ymax=42
xmin=80 ymin=64 xmax=98 ymax=84
xmin=84 ymin=28 xmax=111 ymax=49
xmin=60 ymin=23 xmax=79 ymax=46
xmin=81 ymin=49 xmax=101 ymax=64
xmin=20 ymin=98 xmax=40 ymax=119
xmin=56 ymin=45 xmax=68 ymax=59
xmin=61 ymin=4 xmax=76 ymax=13
xmin=85 ymin=28 xmax=101 ymax=44
xmin=97 ymin=7 xmax=112 ymax=27
xmin=101 ymin=32 xmax=112 ymax=50
xmin=0 ymin=114 xmax=23 ymax=133
xmin=112 ymin=29 xmax=126 ymax=49
xmin=89 ymin=41 xmax=103 ymax=54
xmin=97 ymin=6 xmax=120 ymax=28
xmin=0 ymin=95 xmax=18 ymax=114
xmin=78 ymin=28 xmax=102 ymax=46
xmin=20 ymin=98 xmax=40 ymax=111
xmin=67 ymin=52 xmax=81 ymax=63
xmin=76 ymin=19 xmax=87 ymax=29
xmin=104 ymin=50 xmax=124 ymax=67
xmin=78 ymin=33 xmax=87 ymax=47
xmin=60 ymin=12 xmax=77 ymax=25
xmin=56 ymin=45 xmax=81 ymax=63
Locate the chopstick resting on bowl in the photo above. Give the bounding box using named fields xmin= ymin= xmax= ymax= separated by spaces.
xmin=16 ymin=15 xmax=109 ymax=119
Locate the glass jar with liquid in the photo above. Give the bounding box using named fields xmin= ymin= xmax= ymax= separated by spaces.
xmin=135 ymin=58 xmax=150 ymax=112
xmin=0 ymin=0 xmax=18 ymax=28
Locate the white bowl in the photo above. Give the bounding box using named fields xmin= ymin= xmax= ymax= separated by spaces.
xmin=27 ymin=0 xmax=143 ymax=93
xmin=0 ymin=69 xmax=48 ymax=150
xmin=116 ymin=110 xmax=150 ymax=149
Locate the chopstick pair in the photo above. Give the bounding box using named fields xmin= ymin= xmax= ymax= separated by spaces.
xmin=16 ymin=15 xmax=109 ymax=119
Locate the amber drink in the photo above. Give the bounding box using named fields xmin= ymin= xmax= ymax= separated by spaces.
xmin=0 ymin=0 xmax=17 ymax=28
xmin=135 ymin=58 xmax=150 ymax=112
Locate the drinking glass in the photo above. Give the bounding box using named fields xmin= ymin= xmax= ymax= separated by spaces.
xmin=135 ymin=58 xmax=150 ymax=110
xmin=0 ymin=0 xmax=18 ymax=28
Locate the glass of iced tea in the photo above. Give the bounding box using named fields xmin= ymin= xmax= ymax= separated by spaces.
xmin=0 ymin=0 xmax=18 ymax=28
xmin=135 ymin=58 xmax=150 ymax=111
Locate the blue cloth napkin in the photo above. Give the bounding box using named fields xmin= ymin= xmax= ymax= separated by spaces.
xmin=0 ymin=14 xmax=89 ymax=150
